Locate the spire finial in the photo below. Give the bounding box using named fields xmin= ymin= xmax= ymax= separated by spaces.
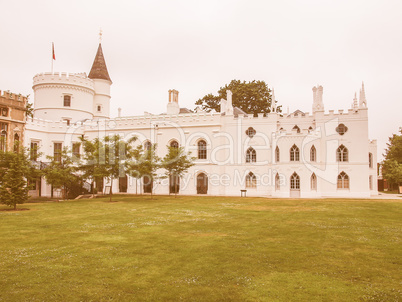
xmin=359 ymin=81 xmax=367 ymax=108
xmin=271 ymin=88 xmax=277 ymax=112
xmin=99 ymin=28 xmax=103 ymax=43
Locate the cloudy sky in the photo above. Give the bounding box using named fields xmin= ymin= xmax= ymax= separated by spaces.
xmin=1 ymin=0 xmax=401 ymax=158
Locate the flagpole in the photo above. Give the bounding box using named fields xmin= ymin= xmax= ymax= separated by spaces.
xmin=51 ymin=42 xmax=55 ymax=74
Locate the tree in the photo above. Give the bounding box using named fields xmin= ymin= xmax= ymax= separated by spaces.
xmin=127 ymin=143 xmax=160 ymax=199
xmin=80 ymin=135 xmax=136 ymax=201
xmin=126 ymin=145 xmax=146 ymax=195
xmin=79 ymin=137 xmax=107 ymax=196
xmin=382 ymin=128 xmax=402 ymax=188
xmin=25 ymin=99 xmax=34 ymax=118
xmin=43 ymin=148 xmax=80 ymax=200
xmin=0 ymin=148 xmax=39 ymax=210
xmin=161 ymin=146 xmax=195 ymax=197
xmin=195 ymin=80 xmax=281 ymax=116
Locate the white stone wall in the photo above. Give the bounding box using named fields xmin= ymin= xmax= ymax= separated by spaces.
xmin=25 ymin=70 xmax=378 ymax=198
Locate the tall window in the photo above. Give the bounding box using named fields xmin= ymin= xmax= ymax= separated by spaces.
xmin=369 ymin=153 xmax=373 ymax=168
xmin=170 ymin=140 xmax=179 ymax=148
xmin=275 ymin=173 xmax=280 ymax=191
xmin=290 ymin=144 xmax=300 ymax=161
xmin=144 ymin=141 xmax=152 ymax=151
xmin=63 ymin=95 xmax=71 ymax=107
xmin=0 ymin=123 xmax=8 ymax=152
xmin=290 ymin=172 xmax=300 ymax=189
xmin=246 ymin=172 xmax=257 ymax=188
xmin=72 ymin=143 xmax=80 ymax=159
xmin=275 ymin=146 xmax=280 ymax=162
xmin=13 ymin=133 xmax=20 ymax=153
xmin=336 ymin=145 xmax=348 ymax=162
xmin=198 ymin=140 xmax=207 ymax=159
xmin=246 ymin=147 xmax=256 ymax=163
xmin=337 ymin=171 xmax=349 ymax=189
xmin=310 ymin=145 xmax=316 ymax=162
xmin=292 ymin=125 xmax=300 ymax=133
xmin=30 ymin=141 xmax=39 ymax=161
xmin=54 ymin=143 xmax=62 ymax=162
xmin=369 ymin=175 xmax=373 ymax=190
xmin=311 ymin=173 xmax=317 ymax=191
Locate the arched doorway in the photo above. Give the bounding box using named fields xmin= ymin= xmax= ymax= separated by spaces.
xmin=169 ymin=174 xmax=180 ymax=194
xmin=290 ymin=172 xmax=300 ymax=198
xmin=143 ymin=175 xmax=153 ymax=193
xmin=197 ymin=173 xmax=208 ymax=194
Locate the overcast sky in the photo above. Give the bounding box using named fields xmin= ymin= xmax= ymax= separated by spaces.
xmin=1 ymin=0 xmax=401 ymax=159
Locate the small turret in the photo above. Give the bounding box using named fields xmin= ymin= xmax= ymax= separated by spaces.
xmin=89 ymin=41 xmax=112 ymax=119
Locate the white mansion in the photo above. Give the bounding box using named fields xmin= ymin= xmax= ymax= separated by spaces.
xmin=25 ymin=42 xmax=378 ymax=198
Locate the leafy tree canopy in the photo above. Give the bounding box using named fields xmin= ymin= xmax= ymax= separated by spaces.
xmin=43 ymin=147 xmax=80 ymax=199
xmin=382 ymin=128 xmax=402 ymax=186
xmin=79 ymin=135 xmax=137 ymax=201
xmin=0 ymin=148 xmax=40 ymax=209
xmin=195 ymin=80 xmax=281 ymax=116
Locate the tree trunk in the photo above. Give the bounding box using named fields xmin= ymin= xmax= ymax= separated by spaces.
xmin=14 ymin=203 xmax=17 ymax=210
xmin=109 ymin=178 xmax=113 ymax=202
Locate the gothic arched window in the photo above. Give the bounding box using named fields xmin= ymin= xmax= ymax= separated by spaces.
xmin=310 ymin=145 xmax=316 ymax=162
xmin=0 ymin=127 xmax=7 ymax=152
xmin=246 ymin=147 xmax=256 ymax=163
xmin=198 ymin=140 xmax=207 ymax=159
xmin=275 ymin=173 xmax=280 ymax=191
xmin=275 ymin=146 xmax=280 ymax=162
xmin=144 ymin=141 xmax=152 ymax=151
xmin=290 ymin=172 xmax=300 ymax=190
xmin=337 ymin=171 xmax=349 ymax=189
xmin=369 ymin=153 xmax=373 ymax=168
xmin=170 ymin=140 xmax=179 ymax=148
xmin=336 ymin=145 xmax=348 ymax=162
xmin=290 ymin=144 xmax=300 ymax=161
xmin=246 ymin=172 xmax=257 ymax=188
xmin=293 ymin=125 xmax=300 ymax=133
xmin=311 ymin=173 xmax=317 ymax=191
xmin=14 ymin=133 xmax=20 ymax=153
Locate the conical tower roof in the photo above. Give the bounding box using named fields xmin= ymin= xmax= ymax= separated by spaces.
xmin=88 ymin=43 xmax=112 ymax=82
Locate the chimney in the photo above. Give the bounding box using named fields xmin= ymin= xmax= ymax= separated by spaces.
xmin=167 ymin=89 xmax=180 ymax=115
xmin=118 ymin=107 xmax=121 ymax=117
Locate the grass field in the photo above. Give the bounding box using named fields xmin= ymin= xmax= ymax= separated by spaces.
xmin=0 ymin=196 xmax=401 ymax=301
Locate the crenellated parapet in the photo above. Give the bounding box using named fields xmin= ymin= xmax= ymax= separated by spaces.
xmin=26 ymin=117 xmax=86 ymax=134
xmin=33 ymin=72 xmax=95 ymax=93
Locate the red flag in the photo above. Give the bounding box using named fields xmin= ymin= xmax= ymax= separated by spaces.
xmin=52 ymin=42 xmax=56 ymax=60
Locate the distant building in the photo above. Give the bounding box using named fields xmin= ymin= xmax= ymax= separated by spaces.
xmin=24 ymin=41 xmax=378 ymax=198
xmin=0 ymin=90 xmax=27 ymax=152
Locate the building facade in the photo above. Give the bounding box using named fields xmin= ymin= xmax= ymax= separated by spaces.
xmin=0 ymin=90 xmax=27 ymax=152
xmin=24 ymin=42 xmax=378 ymax=198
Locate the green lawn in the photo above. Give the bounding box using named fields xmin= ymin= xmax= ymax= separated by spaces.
xmin=0 ymin=196 xmax=401 ymax=301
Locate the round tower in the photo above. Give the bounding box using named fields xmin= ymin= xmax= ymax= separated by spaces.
xmin=32 ymin=72 xmax=95 ymax=122
xmin=88 ymin=43 xmax=112 ymax=119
